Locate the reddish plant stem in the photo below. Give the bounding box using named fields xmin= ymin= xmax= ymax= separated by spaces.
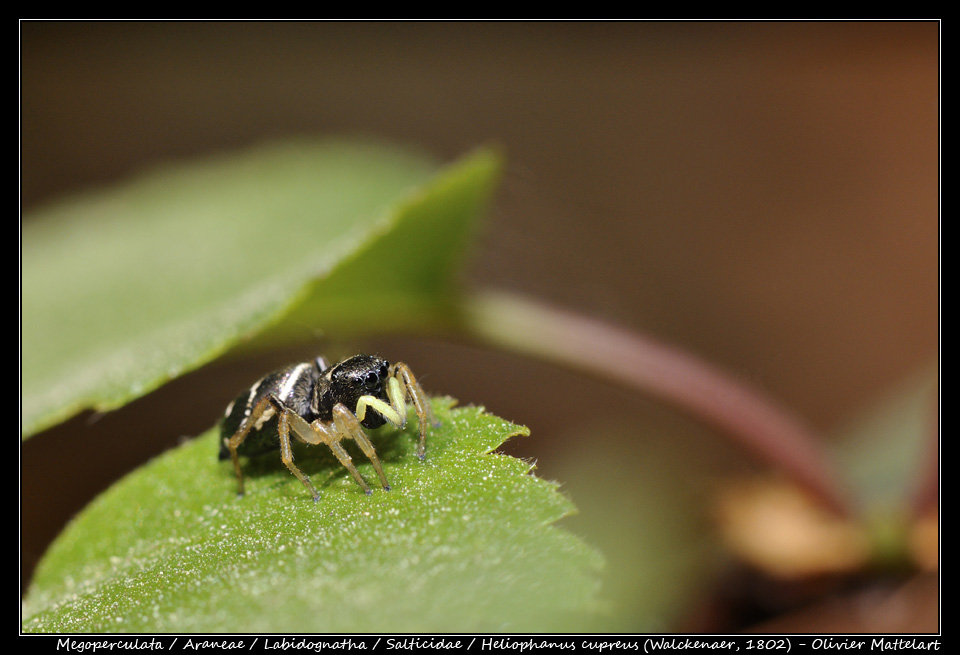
xmin=461 ymin=290 xmax=854 ymax=517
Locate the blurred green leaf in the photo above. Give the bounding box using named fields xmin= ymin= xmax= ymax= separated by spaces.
xmin=832 ymin=367 xmax=937 ymax=511
xmin=22 ymin=141 xmax=500 ymax=437
xmin=22 ymin=400 xmax=603 ymax=632
xmin=550 ymin=421 xmax=731 ymax=631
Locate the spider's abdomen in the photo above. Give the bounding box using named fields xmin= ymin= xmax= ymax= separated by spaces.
xmin=218 ymin=362 xmax=321 ymax=460
xmin=219 ymin=353 xmax=436 ymax=500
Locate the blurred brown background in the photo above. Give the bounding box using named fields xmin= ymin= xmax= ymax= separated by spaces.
xmin=21 ymin=22 xmax=938 ymax=629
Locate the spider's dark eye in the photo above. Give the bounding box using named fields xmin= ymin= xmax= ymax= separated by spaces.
xmin=365 ymin=371 xmax=379 ymax=388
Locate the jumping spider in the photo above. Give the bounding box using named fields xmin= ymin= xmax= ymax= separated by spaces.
xmin=219 ymin=354 xmax=436 ymax=501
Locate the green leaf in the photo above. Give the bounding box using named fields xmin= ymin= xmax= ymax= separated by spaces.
xmin=832 ymin=367 xmax=937 ymax=511
xmin=22 ymin=400 xmax=603 ymax=632
xmin=22 ymin=140 xmax=500 ymax=437
xmin=550 ymin=423 xmax=725 ymax=631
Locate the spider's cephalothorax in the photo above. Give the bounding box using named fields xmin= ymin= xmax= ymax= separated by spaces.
xmin=219 ymin=354 xmax=437 ymax=501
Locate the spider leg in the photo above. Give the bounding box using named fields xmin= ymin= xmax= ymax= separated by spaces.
xmin=224 ymin=395 xmax=278 ymax=497
xmin=354 ymin=362 xmax=436 ymax=460
xmin=297 ymin=412 xmax=380 ymax=495
xmin=276 ymin=407 xmax=321 ymax=502
xmin=332 ymin=404 xmax=391 ymax=491
xmin=393 ymin=362 xmax=437 ymax=459
xmin=226 ymin=395 xmax=326 ymax=502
